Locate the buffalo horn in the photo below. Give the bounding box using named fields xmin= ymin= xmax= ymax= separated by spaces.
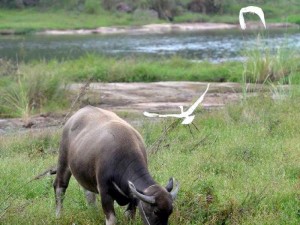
xmin=165 ymin=177 xmax=174 ymax=192
xmin=169 ymin=178 xmax=179 ymax=200
xmin=128 ymin=181 xmax=155 ymax=204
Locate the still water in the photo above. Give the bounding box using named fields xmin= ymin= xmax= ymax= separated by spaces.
xmin=0 ymin=29 xmax=299 ymax=62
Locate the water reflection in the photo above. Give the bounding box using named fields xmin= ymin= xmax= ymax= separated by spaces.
xmin=0 ymin=29 xmax=299 ymax=62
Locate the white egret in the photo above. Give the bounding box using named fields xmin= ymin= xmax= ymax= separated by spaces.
xmin=239 ymin=6 xmax=266 ymax=30
xmin=143 ymin=84 xmax=210 ymax=125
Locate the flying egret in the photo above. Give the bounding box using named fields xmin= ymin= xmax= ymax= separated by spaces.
xmin=143 ymin=84 xmax=210 ymax=125
xmin=239 ymin=6 xmax=266 ymax=30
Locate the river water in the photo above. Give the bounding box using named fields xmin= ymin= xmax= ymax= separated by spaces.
xmin=0 ymin=28 xmax=299 ymax=62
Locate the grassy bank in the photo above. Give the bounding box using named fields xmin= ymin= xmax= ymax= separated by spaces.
xmin=1 ymin=53 xmax=299 ymax=118
xmin=0 ymin=8 xmax=155 ymax=34
xmin=0 ymin=55 xmax=244 ymax=118
xmin=1 ymin=94 xmax=299 ymax=224
xmin=0 ymin=0 xmax=300 ymax=33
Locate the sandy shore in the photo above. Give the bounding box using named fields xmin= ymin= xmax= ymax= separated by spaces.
xmin=0 ymin=22 xmax=297 ymax=35
xmin=38 ymin=22 xmax=298 ymax=35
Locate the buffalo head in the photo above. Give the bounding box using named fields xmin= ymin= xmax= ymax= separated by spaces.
xmin=129 ymin=178 xmax=179 ymax=225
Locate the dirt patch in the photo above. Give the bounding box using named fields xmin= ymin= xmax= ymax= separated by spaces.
xmin=74 ymin=82 xmax=244 ymax=111
xmin=0 ymin=82 xmax=266 ymax=134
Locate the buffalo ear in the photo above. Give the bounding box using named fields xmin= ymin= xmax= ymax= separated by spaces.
xmin=165 ymin=178 xmax=174 ymax=192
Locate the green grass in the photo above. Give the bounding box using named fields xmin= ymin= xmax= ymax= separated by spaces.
xmin=1 ymin=94 xmax=299 ymax=224
xmin=287 ymin=15 xmax=300 ymax=25
xmin=0 ymin=8 xmax=160 ymax=33
xmin=0 ymin=0 xmax=300 ymax=33
xmin=0 ymin=55 xmax=244 ymax=85
xmin=1 ymin=50 xmax=299 ymax=118
xmin=242 ymin=40 xmax=300 ymax=84
xmin=218 ymin=0 xmax=300 ymax=25
xmin=174 ymin=13 xmax=238 ymax=24
xmin=0 ymin=55 xmax=243 ymax=118
xmin=0 ymin=55 xmax=244 ymax=88
xmin=59 ymin=55 xmax=243 ymax=83
xmin=0 ymin=60 xmax=69 ymax=118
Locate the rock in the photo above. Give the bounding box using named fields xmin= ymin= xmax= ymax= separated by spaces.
xmin=133 ymin=9 xmax=159 ymax=20
xmin=187 ymin=0 xmax=206 ymax=13
xmin=14 ymin=0 xmax=24 ymax=8
xmin=23 ymin=0 xmax=39 ymax=6
xmin=115 ymin=2 xmax=133 ymax=13
xmin=23 ymin=121 xmax=34 ymax=128
xmin=187 ymin=0 xmax=221 ymax=14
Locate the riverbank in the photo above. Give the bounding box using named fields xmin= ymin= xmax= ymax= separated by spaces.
xmin=1 ymin=53 xmax=299 ymax=119
xmin=39 ymin=22 xmax=299 ymax=36
xmin=0 ymin=7 xmax=299 ymax=35
xmin=1 ymin=22 xmax=298 ymax=36
xmin=0 ymin=80 xmax=294 ymax=134
xmin=0 ymin=81 xmax=245 ymax=134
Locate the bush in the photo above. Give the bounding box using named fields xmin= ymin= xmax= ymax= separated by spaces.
xmin=187 ymin=0 xmax=224 ymax=14
xmin=84 ymin=0 xmax=100 ymax=14
xmin=242 ymin=39 xmax=300 ymax=84
xmin=0 ymin=0 xmax=24 ymax=8
xmin=0 ymin=62 xmax=68 ymax=118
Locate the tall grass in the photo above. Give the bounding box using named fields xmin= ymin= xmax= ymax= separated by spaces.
xmin=0 ymin=75 xmax=31 ymax=121
xmin=241 ymin=35 xmax=300 ymax=98
xmin=33 ymin=55 xmax=243 ymax=83
xmin=0 ymin=56 xmax=242 ymax=118
xmin=0 ymin=46 xmax=299 ymax=118
xmin=0 ymin=61 xmax=68 ymax=119
xmin=242 ymin=35 xmax=299 ymax=84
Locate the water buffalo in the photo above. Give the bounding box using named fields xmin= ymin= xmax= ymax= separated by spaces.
xmin=53 ymin=106 xmax=179 ymax=225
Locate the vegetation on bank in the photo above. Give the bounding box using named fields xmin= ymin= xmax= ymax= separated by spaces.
xmin=1 ymin=93 xmax=300 ymax=224
xmin=0 ymin=0 xmax=299 ymax=33
xmin=0 ymin=50 xmax=299 ymax=118
xmin=0 ymin=9 xmax=151 ymax=34
xmin=0 ymin=55 xmax=239 ymax=117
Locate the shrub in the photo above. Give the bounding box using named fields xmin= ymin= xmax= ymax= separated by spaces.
xmin=242 ymin=37 xmax=299 ymax=84
xmin=84 ymin=0 xmax=100 ymax=14
xmin=0 ymin=63 xmax=68 ymax=118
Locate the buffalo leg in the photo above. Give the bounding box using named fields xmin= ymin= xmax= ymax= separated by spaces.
xmin=85 ymin=189 xmax=97 ymax=207
xmin=99 ymin=188 xmax=116 ymax=225
xmin=53 ymin=165 xmax=71 ymax=217
xmin=125 ymin=200 xmax=137 ymax=219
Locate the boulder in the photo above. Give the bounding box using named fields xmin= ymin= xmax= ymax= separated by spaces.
xmin=133 ymin=9 xmax=159 ymax=20
xmin=115 ymin=2 xmax=133 ymax=13
xmin=187 ymin=0 xmax=221 ymax=14
xmin=23 ymin=0 xmax=39 ymax=6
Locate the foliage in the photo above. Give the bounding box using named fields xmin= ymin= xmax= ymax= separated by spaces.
xmin=242 ymin=36 xmax=300 ymax=84
xmin=23 ymin=55 xmax=243 ymax=83
xmin=0 ymin=46 xmax=299 ymax=118
xmin=0 ymin=8 xmax=139 ymax=32
xmin=0 ymin=61 xmax=68 ymax=118
xmin=84 ymin=0 xmax=100 ymax=14
xmin=0 ymin=0 xmax=299 ymax=25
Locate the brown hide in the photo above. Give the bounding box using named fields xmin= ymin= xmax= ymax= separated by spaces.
xmin=53 ymin=106 xmax=178 ymax=225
